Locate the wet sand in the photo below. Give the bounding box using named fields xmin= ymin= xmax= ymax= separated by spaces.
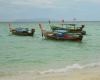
xmin=0 ymin=67 xmax=100 ymax=80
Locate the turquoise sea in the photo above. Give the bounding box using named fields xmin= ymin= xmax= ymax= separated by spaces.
xmin=0 ymin=21 xmax=100 ymax=79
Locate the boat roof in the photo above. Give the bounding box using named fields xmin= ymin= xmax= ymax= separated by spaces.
xmin=62 ymin=24 xmax=76 ymax=26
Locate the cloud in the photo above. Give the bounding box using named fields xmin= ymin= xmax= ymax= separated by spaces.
xmin=0 ymin=0 xmax=58 ymax=8
xmin=0 ymin=0 xmax=100 ymax=21
xmin=0 ymin=0 xmax=100 ymax=9
xmin=12 ymin=0 xmax=53 ymax=6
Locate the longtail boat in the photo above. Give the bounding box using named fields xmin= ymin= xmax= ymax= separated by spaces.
xmin=39 ymin=24 xmax=83 ymax=41
xmin=50 ymin=24 xmax=86 ymax=35
xmin=9 ymin=24 xmax=35 ymax=36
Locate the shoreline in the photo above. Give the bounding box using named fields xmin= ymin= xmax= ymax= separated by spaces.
xmin=0 ymin=64 xmax=100 ymax=80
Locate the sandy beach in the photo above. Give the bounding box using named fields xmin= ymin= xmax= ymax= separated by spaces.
xmin=0 ymin=66 xmax=100 ymax=80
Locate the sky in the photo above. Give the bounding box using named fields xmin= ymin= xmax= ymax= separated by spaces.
xmin=0 ymin=0 xmax=100 ymax=21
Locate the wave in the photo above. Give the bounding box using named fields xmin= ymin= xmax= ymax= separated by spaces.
xmin=39 ymin=63 xmax=100 ymax=74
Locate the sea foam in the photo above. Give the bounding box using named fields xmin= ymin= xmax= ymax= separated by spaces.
xmin=40 ymin=62 xmax=100 ymax=74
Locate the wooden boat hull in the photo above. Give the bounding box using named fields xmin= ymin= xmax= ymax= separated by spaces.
xmin=44 ymin=32 xmax=83 ymax=41
xmin=10 ymin=29 xmax=35 ymax=36
xmin=45 ymin=36 xmax=82 ymax=41
xmin=50 ymin=25 xmax=86 ymax=35
xmin=68 ymin=30 xmax=86 ymax=35
xmin=9 ymin=24 xmax=35 ymax=36
xmin=39 ymin=24 xmax=83 ymax=42
xmin=11 ymin=31 xmax=34 ymax=36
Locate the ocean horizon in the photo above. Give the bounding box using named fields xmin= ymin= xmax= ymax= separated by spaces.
xmin=1 ymin=20 xmax=100 ymax=23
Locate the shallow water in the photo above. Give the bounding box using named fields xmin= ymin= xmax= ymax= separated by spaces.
xmin=0 ymin=21 xmax=100 ymax=79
